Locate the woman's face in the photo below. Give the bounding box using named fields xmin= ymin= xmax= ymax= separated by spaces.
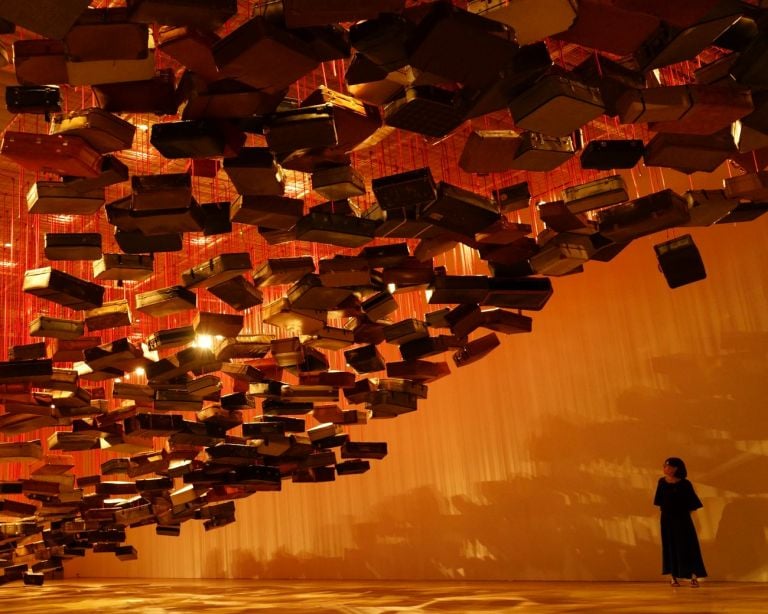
xmin=663 ymin=461 xmax=678 ymax=478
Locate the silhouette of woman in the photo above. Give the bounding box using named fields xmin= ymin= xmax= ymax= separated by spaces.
xmin=654 ymin=457 xmax=707 ymax=587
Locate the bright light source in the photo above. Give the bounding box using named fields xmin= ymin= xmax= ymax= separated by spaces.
xmin=195 ymin=334 xmax=214 ymax=349
xmin=386 ymin=283 xmax=397 ymax=294
xmin=425 ymin=288 xmax=433 ymax=302
xmin=137 ymin=124 xmax=149 ymax=132
xmin=134 ymin=367 xmax=145 ymax=376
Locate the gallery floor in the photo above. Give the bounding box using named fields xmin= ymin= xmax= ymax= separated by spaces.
xmin=1 ymin=579 xmax=766 ymax=613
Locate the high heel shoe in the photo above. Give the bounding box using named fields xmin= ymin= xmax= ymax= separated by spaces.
xmin=690 ymin=578 xmax=699 ymax=588
xmin=670 ymin=578 xmax=680 ymax=587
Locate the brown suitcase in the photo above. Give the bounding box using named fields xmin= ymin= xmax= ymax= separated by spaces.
xmin=107 ymin=198 xmax=206 ymax=236
xmin=616 ymin=85 xmax=693 ymax=124
xmin=135 ymin=285 xmax=197 ymax=317
xmin=156 ymin=26 xmax=220 ymax=82
xmin=84 ymin=299 xmax=132 ymax=332
xmin=478 ymin=0 xmax=577 ymax=46
xmin=64 ymin=8 xmax=149 ymax=62
xmin=8 ymin=342 xmax=48 ymax=362
xmin=23 ymin=267 xmax=104 ymax=311
xmin=253 ymin=257 xmax=316 ymax=288
xmin=84 ymin=338 xmax=145 ymax=372
xmin=223 ymin=147 xmax=285 ymax=196
xmin=126 ymin=0 xmax=237 ymax=29
xmin=596 ymin=189 xmax=691 ymax=243
xmin=420 ymin=182 xmax=500 ymax=238
xmin=29 ymin=316 xmax=84 ymax=340
xmin=131 ymin=173 xmax=192 ymax=212
xmin=0 ymin=132 xmax=102 ymax=178
xmin=12 ymin=39 xmax=68 ymax=86
xmin=146 ymin=325 xmax=195 ymax=352
xmin=49 ymin=336 xmax=100 ymax=361
xmin=563 ymin=175 xmax=629 ymax=214
xmin=459 ymin=130 xmax=522 ymax=174
xmin=453 ymin=332 xmax=501 ymax=368
xmin=44 ymin=233 xmax=102 ymax=261
xmin=59 ymin=155 xmax=129 ymax=194
xmin=50 ymin=108 xmax=136 ymax=154
xmin=0 ymin=0 xmax=92 ymax=40
xmin=207 ymin=276 xmax=263 ymax=311
xmin=649 ymin=85 xmax=753 ymax=136
xmin=92 ymin=68 xmax=178 ymax=116
xmin=215 ymin=335 xmax=273 ymax=361
xmin=482 ymin=308 xmax=533 ymax=335
xmin=311 ymin=165 xmax=366 ymax=200
xmin=181 ymin=252 xmax=253 ymax=289
xmin=230 ymin=195 xmax=304 ymax=229
xmin=262 ymin=297 xmax=327 ymax=333
xmin=27 ymin=181 xmax=104 ymax=215
xmin=286 ymin=274 xmax=354 ymax=311
xmin=509 ymin=131 xmax=576 ymax=171
xmin=264 ymin=104 xmax=338 ymax=155
xmin=181 ymin=79 xmax=286 ymax=121
xmin=383 ymin=85 xmax=467 ymax=138
xmin=683 ymin=190 xmax=737 ymax=227
xmin=643 ymin=130 xmax=736 ymax=174
xmin=295 ymin=211 xmax=378 ymax=248
xmin=93 ymin=253 xmax=154 ymax=282
xmin=724 ymin=171 xmax=768 ymax=201
xmin=193 ymin=312 xmax=244 ymax=338
xmin=281 ymin=0 xmax=404 ymax=28
xmin=66 ymin=48 xmax=157 ymax=87
xmin=115 ymin=229 xmax=183 ymax=254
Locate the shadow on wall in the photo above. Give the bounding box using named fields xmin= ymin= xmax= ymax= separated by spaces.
xmin=217 ymin=330 xmax=768 ymax=582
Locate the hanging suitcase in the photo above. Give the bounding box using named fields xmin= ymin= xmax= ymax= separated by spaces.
xmin=572 ymin=53 xmax=645 ymax=118
xmin=200 ymin=201 xmax=232 ymax=236
xmin=60 ymin=155 xmax=129 ymax=194
xmin=262 ymin=297 xmax=327 ymax=333
xmin=23 ymin=267 xmax=104 ymax=311
xmin=223 ymin=147 xmax=285 ymax=196
xmin=509 ymin=131 xmax=576 ymax=171
xmin=264 ymin=104 xmax=338 ymax=154
xmin=131 ymin=173 xmax=192 ymax=211
xmin=156 ymin=26 xmax=220 ymax=82
xmin=563 ymin=175 xmax=629 ymax=214
xmin=492 ymin=182 xmax=530 ymax=213
xmin=0 ymin=0 xmax=92 ymax=40
xmin=616 ymin=85 xmax=693 ymax=125
xmin=654 ymin=234 xmax=707 ymax=289
xmin=508 ymin=72 xmax=605 ymax=137
xmin=253 ymin=257 xmax=316 ymax=288
xmin=724 ymin=171 xmax=768 ymax=200
xmin=0 ymin=132 xmax=101 ymax=178
xmin=28 ymin=316 xmax=84 ymax=340
xmin=92 ymin=69 xmax=178 ymax=116
xmin=126 ymin=0 xmax=237 ymax=29
xmin=420 ymin=182 xmax=500 ymax=238
xmin=181 ymin=77 xmax=286 ymax=121
xmin=295 ymin=211 xmax=379 ymax=248
xmin=478 ymin=0 xmax=577 ymax=46
xmin=281 ymin=0 xmax=404 ymax=29
xmin=383 ymin=86 xmax=466 ymax=138
xmin=207 ymin=276 xmax=263 ymax=311
xmin=44 ymin=233 xmax=102 ymax=261
xmin=135 ymin=285 xmax=197 ymax=317
xmin=649 ymin=85 xmax=753 ymax=136
xmin=26 ymin=181 xmax=104 ymax=215
xmin=596 ymin=189 xmax=690 ymax=243
xmin=683 ymin=190 xmax=737 ymax=227
xmin=146 ymin=325 xmax=195 ymax=352
xmin=482 ymin=276 xmax=553 ymax=311
xmin=453 ymin=332 xmax=500 ymax=368
xmin=49 ymin=336 xmax=100 ymax=361
xmin=114 ymin=229 xmax=183 ymax=254
xmin=65 ymin=47 xmax=157 ymax=87
xmin=230 ymin=195 xmax=304 ymax=229
xmin=481 ymin=308 xmax=533 ymax=335
xmin=181 ymin=253 xmax=253 ymax=289
xmin=12 ymin=39 xmax=69 ymax=86
xmin=93 ymin=253 xmax=154 ymax=282
xmin=286 ymin=274 xmax=354 ymax=311
xmin=8 ymin=342 xmax=47 ymax=362
xmin=84 ymin=299 xmax=132 ymax=332
xmin=64 ymin=7 xmax=149 ymax=62
xmin=50 ymin=108 xmax=136 ymax=154
xmin=150 ymin=119 xmax=245 ymax=159
xmin=579 ymin=139 xmax=644 ymax=170
xmin=371 ymin=167 xmax=437 ymax=212
xmin=459 ymin=130 xmax=522 ymax=174
xmin=644 ymin=130 xmax=736 ymax=174
xmin=312 ymin=165 xmax=366 ymax=200
xmin=109 ymin=199 xmax=206 ymax=236
xmin=4 ymin=85 xmax=61 ymax=115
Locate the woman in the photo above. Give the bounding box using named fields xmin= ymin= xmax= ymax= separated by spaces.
xmin=653 ymin=457 xmax=707 ymax=587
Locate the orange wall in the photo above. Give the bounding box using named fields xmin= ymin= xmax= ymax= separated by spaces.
xmin=66 ymin=210 xmax=768 ymax=581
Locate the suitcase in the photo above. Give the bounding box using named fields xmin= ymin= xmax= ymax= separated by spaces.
xmin=5 ymin=85 xmax=61 ymax=115
xmin=281 ymin=0 xmax=404 ymax=29
xmin=724 ymin=171 xmax=768 ymax=200
xmin=193 ymin=312 xmax=244 ymax=338
xmin=554 ymin=0 xmax=661 ymax=56
xmin=127 ymin=0 xmax=237 ymax=29
xmin=223 ymin=147 xmax=285 ymax=196
xmin=492 ymin=182 xmax=530 ymax=213
xmin=371 ymin=167 xmax=437 ymax=211
xmin=344 ymin=344 xmax=385 ymax=374
xmin=295 ymin=211 xmax=379 ymax=248
xmin=383 ymin=318 xmax=430 ymax=346
xmin=207 ymin=276 xmax=263 ymax=311
xmin=181 ymin=79 xmax=287 ymax=121
xmin=715 ymin=201 xmax=768 ymax=224
xmin=579 ymin=139 xmax=644 ymax=170
xmin=212 ymin=16 xmax=319 ymax=91
xmin=131 ymin=173 xmax=192 ymax=211
xmin=150 ymin=119 xmax=245 ymax=159
xmin=286 ymin=274 xmax=354 ymax=311
xmin=50 ymin=108 xmax=136 ymax=154
xmin=156 ymin=26 xmax=220 ymax=82
xmin=643 ymin=130 xmax=736 ymax=174
xmin=428 ymin=275 xmax=489 ymax=305
xmin=571 ymin=53 xmax=645 ymax=118
xmin=539 ymin=199 xmax=598 ymax=233
xmin=420 ymin=182 xmax=500 ymax=238
xmin=108 ymin=198 xmax=206 ymax=236
xmin=146 ymin=325 xmax=195 ymax=351
xmin=683 ymin=190 xmax=737 ymax=227
xmin=12 ymin=39 xmax=69 ymax=86
xmin=230 ymin=195 xmax=304 ymax=229
xmin=301 ymin=85 xmax=382 ymax=152
xmin=262 ymin=297 xmax=327 ymax=333
xmin=481 ymin=308 xmax=533 ymax=335
xmin=8 ymin=342 xmax=48 ymax=362
xmin=312 ymin=165 xmax=366 ymax=200
xmin=181 ymin=252 xmax=253 ymax=289
xmin=453 ymin=332 xmax=500 ymax=368
xmin=509 ymin=72 xmax=605 ymax=137
xmin=654 ymin=234 xmax=707 ymax=289
xmin=649 ymin=85 xmax=753 ymax=136
xmin=385 ymin=359 xmax=450 ymax=383
xmin=616 ymin=85 xmax=693 ymax=125
xmin=358 ymin=242 xmax=410 ymax=268
xmin=695 ymin=53 xmax=740 ymax=86
xmin=345 ymin=52 xmax=405 ymax=105
xmin=318 ymin=256 xmax=372 ymax=288
xmin=115 ymin=229 xmax=183 ymax=254
xmin=264 ymin=104 xmax=338 ymax=154
xmin=406 ymin=2 xmax=518 ymax=90
xmin=27 ymin=181 xmax=104 ymax=215
xmin=23 ymin=267 xmax=104 ymax=311
xmin=253 ymin=257 xmax=315 ymax=287
xmin=477 ymin=0 xmax=577 ymax=45
xmin=49 ymin=336 xmax=100 ymax=361
xmin=596 ymin=189 xmax=691 ymax=243
xmin=459 ymin=130 xmax=523 ymax=174
xmin=563 ymin=175 xmax=629 ymax=214
xmin=509 ymin=131 xmax=576 ymax=171
xmin=135 ymin=286 xmax=197 ymax=317
xmin=93 ymin=253 xmax=154 ymax=282
xmin=66 ymin=47 xmax=157 ymax=87
xmin=383 ymin=86 xmax=467 ymax=138
xmin=64 ymin=8 xmax=149 ymax=62
xmin=215 ymin=335 xmax=273 ymax=361
xmin=0 ymin=0 xmax=92 ymax=40
xmin=0 ymin=132 xmax=101 ymax=178
xmin=734 ymin=92 xmax=768 ymax=153
xmin=44 ymin=233 xmax=102 ymax=261
xmin=92 ymin=69 xmax=178 ymax=116
xmin=60 ymin=155 xmax=129 ymax=194
xmin=482 ymin=276 xmax=553 ymax=311
xmin=28 ymin=316 xmax=84 ymax=340
xmin=199 ymin=201 xmax=232 ymax=236
xmin=84 ymin=338 xmax=145 ymax=372
xmin=84 ymin=299 xmax=132 ymax=332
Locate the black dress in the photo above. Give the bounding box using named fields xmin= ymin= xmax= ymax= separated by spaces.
xmin=653 ymin=477 xmax=707 ymax=578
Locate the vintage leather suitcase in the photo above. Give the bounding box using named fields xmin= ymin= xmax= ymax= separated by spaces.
xmin=261 ymin=298 xmax=327 ymax=334
xmin=649 ymin=85 xmax=753 ymax=136
xmin=428 ymin=275 xmax=489 ymax=305
xmin=596 ymin=189 xmax=691 ymax=243
xmin=509 ymin=131 xmax=576 ymax=171
xmin=84 ymin=338 xmax=145 ymax=372
xmin=207 ymin=276 xmax=263 ymax=311
xmin=453 ymin=332 xmax=501 ymax=368
xmin=5 ymin=85 xmax=61 ymax=115
xmin=131 ymin=173 xmax=192 ymax=211
xmin=1 ymin=132 xmax=101 ymax=178
xmin=150 ymin=119 xmax=245 ymax=159
xmin=27 ymin=181 xmax=104 ymax=216
xmin=253 ymin=257 xmax=315 ymax=287
xmin=312 ymin=165 xmax=365 ymax=200
xmin=156 ymin=26 xmax=220 ymax=82
xmin=318 ymin=256 xmax=372 ymax=288
xmin=64 ymin=7 xmax=149 ymax=62
xmin=616 ymin=85 xmax=693 ymax=125
xmin=84 ymin=299 xmax=132 ymax=332
xmin=50 ymin=108 xmax=136 ymax=154
xmin=181 ymin=77 xmax=286 ymax=121
xmin=579 ymin=139 xmax=644 ymax=170
xmin=146 ymin=325 xmax=195 ymax=352
xmin=287 ymin=274 xmax=354 ymax=311
xmin=213 ymin=16 xmax=319 ymax=91
xmin=344 ymin=344 xmax=385 ymax=374
xmin=492 ymin=182 xmax=530 ymax=213
xmin=49 ymin=336 xmax=100 ymax=361
xmin=12 ymin=39 xmax=69 ymax=86
xmin=420 ymin=182 xmax=500 ymax=238
xmin=295 ymin=211 xmax=378 ymax=248
xmin=230 ymin=195 xmax=304 ymax=229
xmin=92 ymin=69 xmax=177 ymax=116
xmin=724 ymin=171 xmax=768 ymax=200
xmin=29 ymin=316 xmax=84 ymax=340
xmin=44 ymin=233 xmax=102 ymax=261
xmin=482 ymin=276 xmax=553 ymax=311
xmin=93 ymin=253 xmax=154 ymax=282
xmin=199 ymin=201 xmax=232 ymax=236
xmin=23 ymin=267 xmax=104 ymax=311
xmin=108 ymin=198 xmax=206 ymax=236
xmin=60 ymin=155 xmax=129 ymax=194
xmin=193 ymin=312 xmax=244 ymax=338
xmin=182 ymin=252 xmax=253 ymax=289
xmin=0 ymin=0 xmax=92 ymax=40
xmin=643 ymin=130 xmax=736 ymax=174
xmin=459 ymin=130 xmax=522 ymax=174
xmin=509 ymin=72 xmax=605 ymax=137
xmin=301 ymin=85 xmax=382 ymax=153
xmin=654 ymin=234 xmax=707 ymax=289
xmin=135 ymin=285 xmax=197 ymax=317
xmin=8 ymin=342 xmax=47 ymax=362
xmin=683 ymin=190 xmax=737 ymax=227
xmin=572 ymin=52 xmax=645 ymax=118
xmin=481 ymin=308 xmax=533 ymax=335
xmin=264 ymin=104 xmax=337 ymax=154
xmin=66 ymin=47 xmax=157 ymax=87
xmin=223 ymin=147 xmax=284 ymax=196
xmin=127 ymin=0 xmax=237 ymax=29
xmin=383 ymin=318 xmax=430 ymax=346
xmin=361 ymin=291 xmax=398 ymax=322
xmin=383 ymin=86 xmax=466 ymax=138
xmin=477 ymin=0 xmax=576 ymax=45
xmin=304 ymin=326 xmax=355 ymax=351
xmin=563 ymin=175 xmax=629 ymax=214
xmin=371 ymin=167 xmax=437 ymax=212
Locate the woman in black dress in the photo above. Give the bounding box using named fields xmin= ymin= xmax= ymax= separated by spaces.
xmin=653 ymin=457 xmax=707 ymax=587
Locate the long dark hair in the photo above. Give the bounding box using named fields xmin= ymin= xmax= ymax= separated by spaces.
xmin=665 ymin=457 xmax=688 ymax=479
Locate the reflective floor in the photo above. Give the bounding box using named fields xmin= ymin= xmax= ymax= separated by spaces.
xmin=1 ymin=579 xmax=766 ymax=613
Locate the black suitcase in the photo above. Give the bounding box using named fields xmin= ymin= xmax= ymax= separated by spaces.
xmin=420 ymin=182 xmax=500 ymax=238
xmin=295 ymin=211 xmax=379 ymax=248
xmin=264 ymin=104 xmax=337 ymax=154
xmin=371 ymin=167 xmax=437 ymax=212
xmin=492 ymin=182 xmax=530 ymax=213
xmin=150 ymin=119 xmax=245 ymax=159
xmin=207 ymin=276 xmax=263 ymax=311
xmin=23 ymin=267 xmax=104 ymax=311
xmin=114 ymin=229 xmax=183 ymax=254
xmin=127 ymin=0 xmax=237 ymax=29
xmin=44 ymin=233 xmax=102 ymax=261
xmin=579 ymin=139 xmax=645 ymax=170
xmin=5 ymin=85 xmax=60 ymax=115
xmin=383 ymin=86 xmax=466 ymax=138
xmin=654 ymin=234 xmax=707 ymax=289
xmin=230 ymin=195 xmax=304 ymax=229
